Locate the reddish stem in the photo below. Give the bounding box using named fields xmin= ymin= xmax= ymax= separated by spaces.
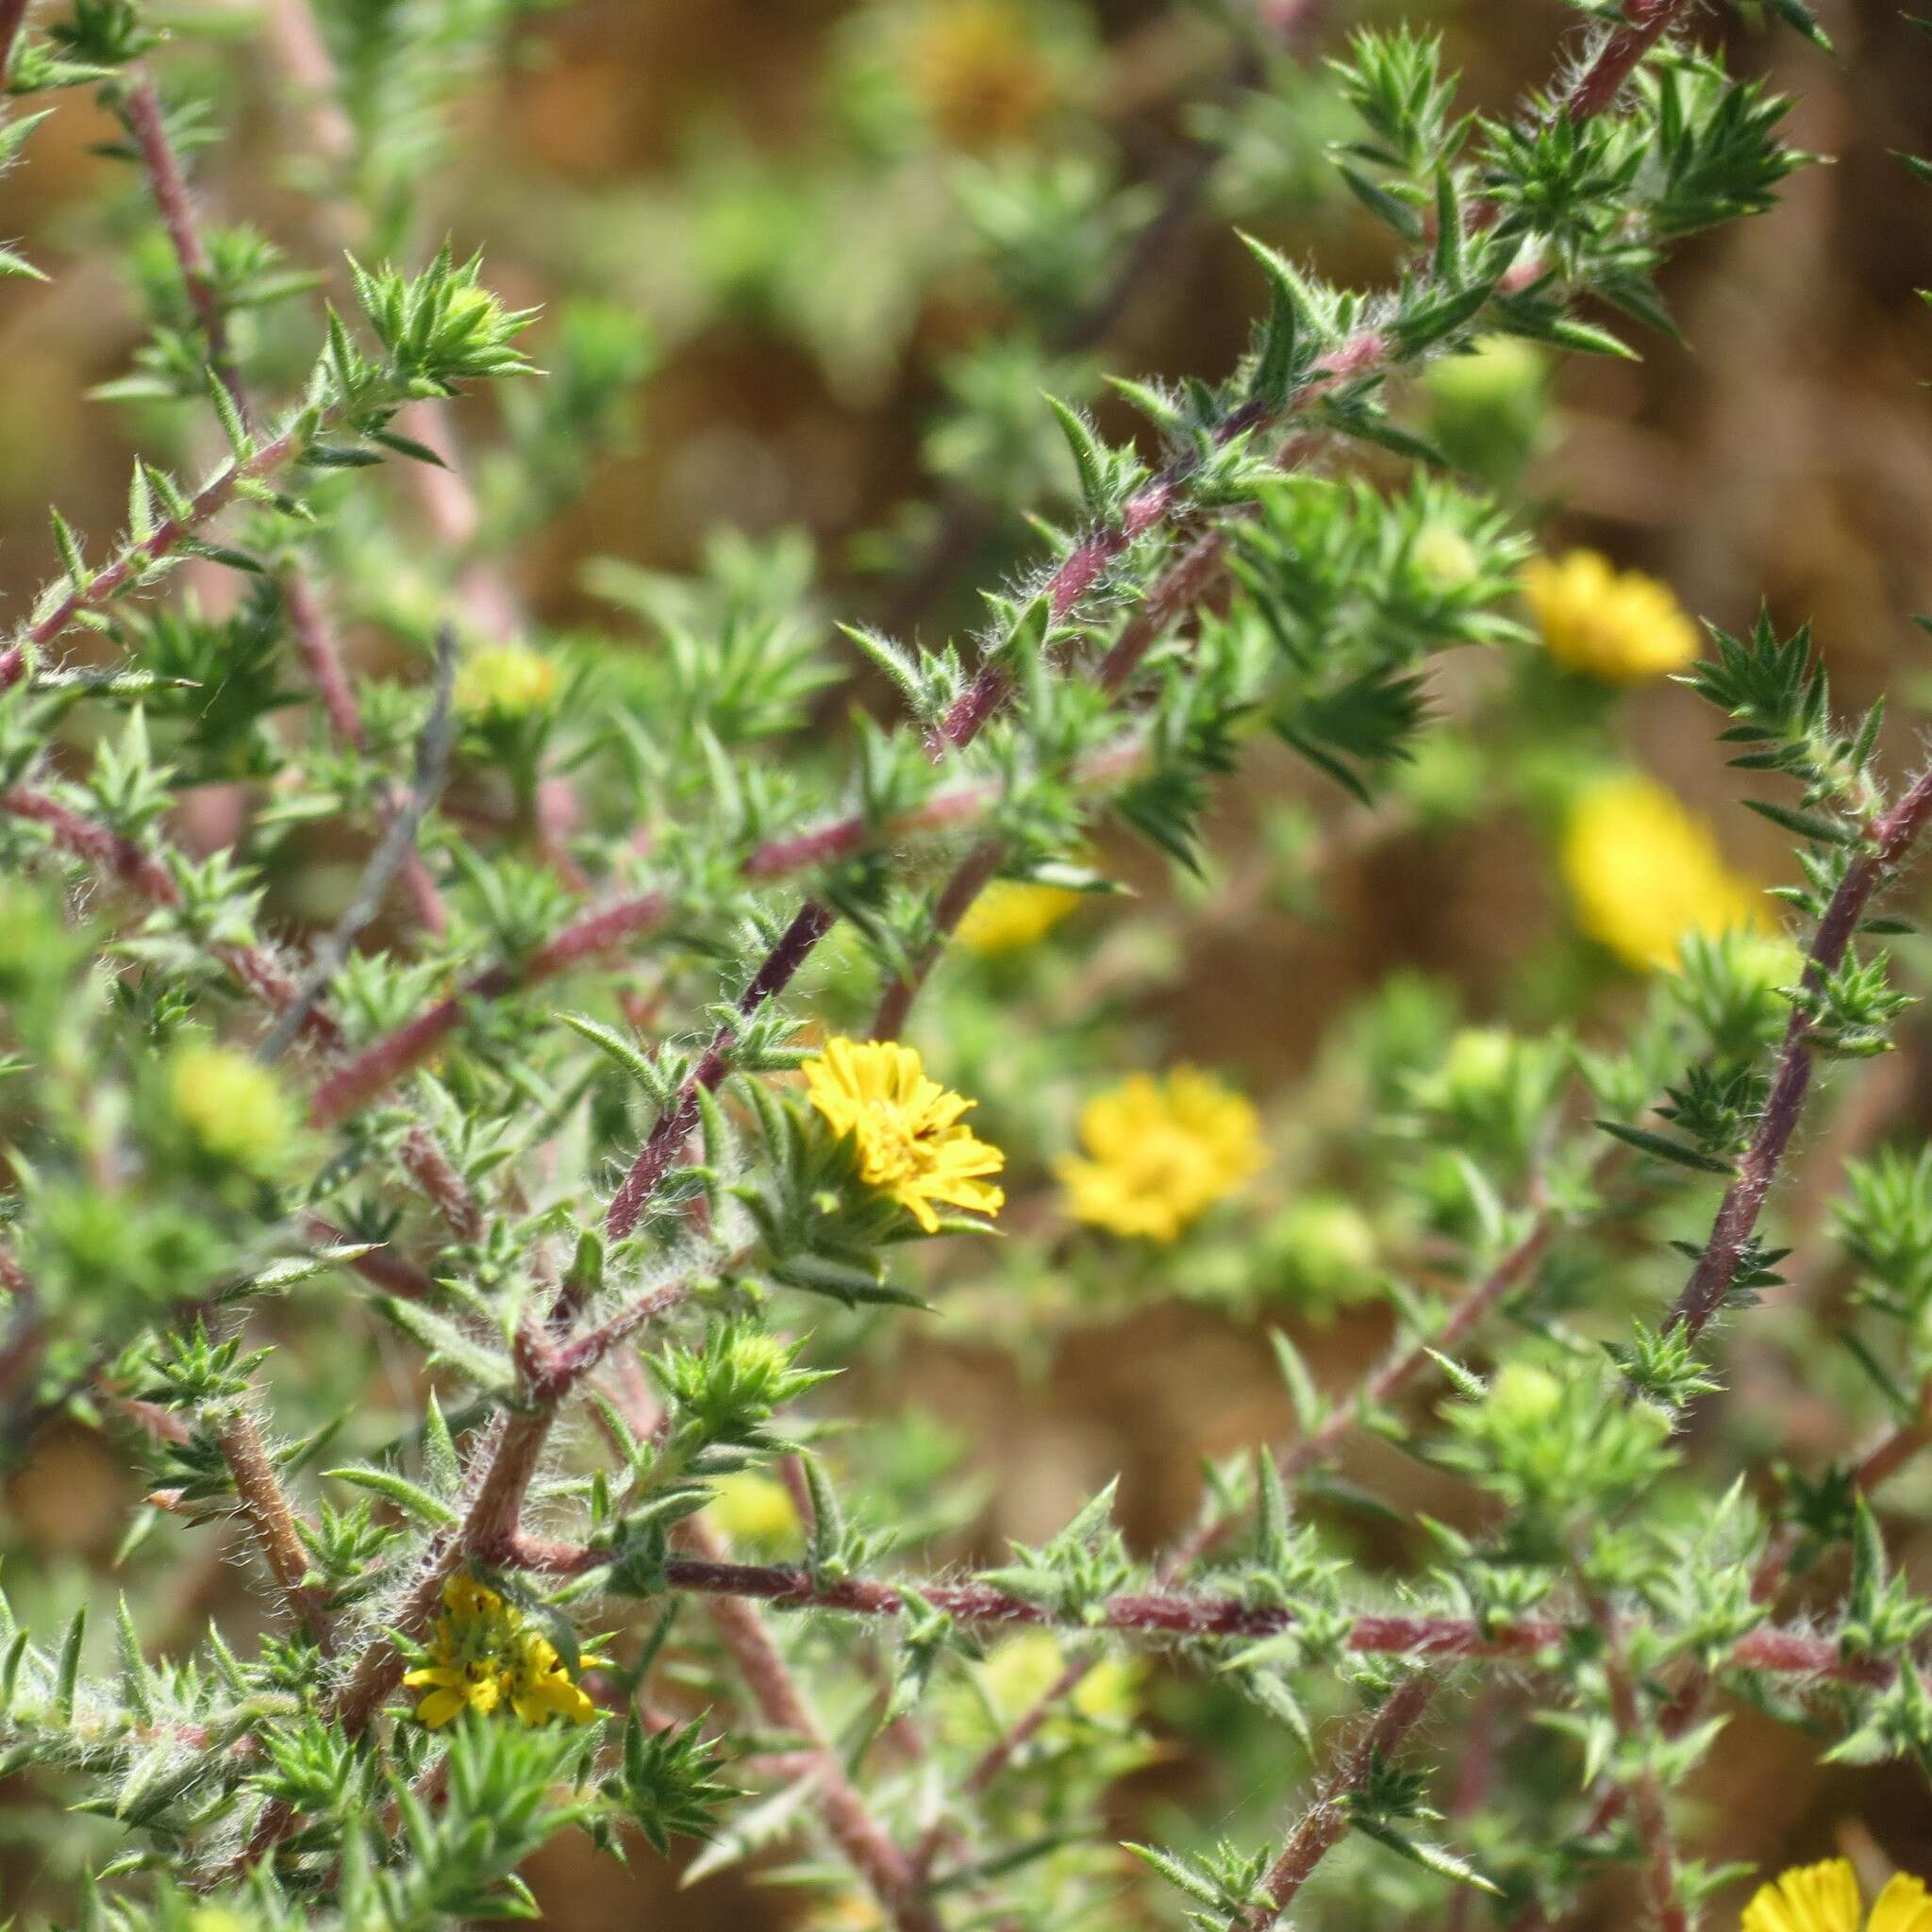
xmin=1244 ymin=1676 xmax=1438 ymax=1925
xmin=1563 ymin=0 xmax=1692 ymax=121
xmin=675 ymin=1519 xmax=941 ymax=1932
xmin=1591 ymin=1597 xmax=1689 ymax=1932
xmin=121 ymin=78 xmax=250 ymax=425
xmin=1163 ymin=1170 xmax=1589 ymax=1577
xmin=0 ymin=0 xmax=29 ymax=77
xmin=2 ymin=785 xmax=343 ymax=1049
xmin=1668 ymin=764 xmax=1932 ymax=1342
xmin=605 ymin=900 xmax=834 ymax=1240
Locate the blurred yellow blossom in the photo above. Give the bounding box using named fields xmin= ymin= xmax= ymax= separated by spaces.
xmin=1562 ymin=774 xmax=1766 ymax=973
xmin=1740 ymin=1859 xmax=1932 ymax=1932
xmin=456 ymin=641 xmax=558 ymax=718
xmin=905 ymin=0 xmax=1058 ymax=148
xmin=403 ymin=1575 xmax=604 ymax=1729
xmin=1057 ymin=1066 xmax=1265 ymax=1241
xmin=705 ymin=1470 xmax=800 ymax=1550
xmin=166 ymin=1043 xmax=295 ymax=1177
xmin=1524 ymin=549 xmax=1702 ymax=683
xmin=977 ymin=1630 xmax=1141 ymax=1725
xmin=803 ymin=1037 xmax=1005 ymax=1231
xmin=956 ymin=879 xmax=1082 ymax=955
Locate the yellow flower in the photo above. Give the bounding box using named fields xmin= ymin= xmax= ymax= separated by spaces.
xmin=705 ymin=1470 xmax=801 ymax=1550
xmin=955 ymin=879 xmax=1082 ymax=956
xmin=456 ymin=642 xmax=558 ymax=719
xmin=802 ymin=1037 xmax=1005 ymax=1232
xmin=1523 ymin=549 xmax=1702 ymax=683
xmin=1741 ymin=1860 xmax=1932 ymax=1932
xmin=1562 ymin=774 xmax=1767 ymax=974
xmin=905 ymin=0 xmax=1057 ymax=149
xmin=402 ymin=1575 xmax=604 ymax=1730
xmin=165 ymin=1043 xmax=296 ymax=1177
xmin=1057 ymin=1066 xmax=1265 ymax=1242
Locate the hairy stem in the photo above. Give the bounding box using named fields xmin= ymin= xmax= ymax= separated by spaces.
xmin=1241 ymin=1675 xmax=1438 ymax=1927
xmin=120 ymin=77 xmax=249 ymax=424
xmin=1668 ymin=763 xmax=1932 ymax=1342
xmin=675 ymin=1518 xmax=942 ymax=1932
xmin=502 ymin=1543 xmax=1900 ymax=1687
xmin=605 ymin=900 xmax=835 ymax=1240
xmin=1589 ymin=1597 xmax=1689 ymax=1932
xmin=309 ymin=740 xmax=1151 ymax=1126
xmin=217 ymin=1408 xmax=331 ymax=1648
xmin=1164 ymin=1161 xmax=1600 ymax=1577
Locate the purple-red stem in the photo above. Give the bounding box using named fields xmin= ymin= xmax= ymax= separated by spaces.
xmin=504 ymin=1542 xmax=1899 ymax=1688
xmin=120 ymin=78 xmax=250 ymax=425
xmin=675 ymin=1517 xmax=941 ymax=1932
xmin=311 ymin=741 xmax=1154 ymax=1126
xmin=1590 ymin=1597 xmax=1690 ymax=1932
xmin=605 ymin=901 xmax=834 ymax=1240
xmin=1668 ymin=764 xmax=1932 ymax=1342
xmin=1 ymin=785 xmax=343 ymax=1048
xmin=0 ymin=0 xmax=31 ymax=84
xmin=1162 ymin=1172 xmax=1583 ymax=1577
xmin=1242 ymin=1676 xmax=1439 ymax=1926
xmin=1563 ymin=0 xmax=1690 ymax=121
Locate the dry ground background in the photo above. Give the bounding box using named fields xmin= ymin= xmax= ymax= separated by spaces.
xmin=3 ymin=0 xmax=1932 ymax=1924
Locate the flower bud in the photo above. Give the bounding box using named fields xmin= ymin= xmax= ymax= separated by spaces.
xmin=165 ymin=1043 xmax=296 ymax=1178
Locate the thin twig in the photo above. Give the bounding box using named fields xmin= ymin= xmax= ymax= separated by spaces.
xmin=674 ymin=1518 xmax=942 ymax=1932
xmin=604 ymin=901 xmax=835 ymax=1240
xmin=119 ymin=77 xmax=249 ymax=425
xmin=258 ymin=627 xmax=459 ymax=1063
xmin=1588 ymin=1596 xmax=1688 ymax=1932
xmin=1162 ymin=1162 xmax=1602 ymax=1578
xmin=499 ymin=1543 xmax=1904 ymax=1688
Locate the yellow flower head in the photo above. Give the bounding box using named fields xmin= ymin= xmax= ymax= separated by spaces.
xmin=165 ymin=1043 xmax=296 ymax=1177
xmin=905 ymin=0 xmax=1058 ymax=149
xmin=803 ymin=1037 xmax=1005 ymax=1233
xmin=1057 ymin=1066 xmax=1265 ymax=1243
xmin=1741 ymin=1860 xmax=1932 ymax=1932
xmin=1562 ymin=774 xmax=1767 ymax=974
xmin=402 ymin=1574 xmax=605 ymax=1730
xmin=955 ymin=880 xmax=1082 ymax=956
xmin=1523 ymin=549 xmax=1702 ymax=684
xmin=456 ymin=641 xmax=558 ymax=719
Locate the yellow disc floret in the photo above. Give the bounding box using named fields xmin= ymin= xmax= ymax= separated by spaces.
xmin=1523 ymin=549 xmax=1702 ymax=683
xmin=1562 ymin=774 xmax=1767 ymax=974
xmin=456 ymin=641 xmax=559 ymax=719
xmin=802 ymin=1037 xmax=1005 ymax=1233
xmin=402 ymin=1574 xmax=605 ymax=1729
xmin=1056 ymin=1066 xmax=1265 ymax=1243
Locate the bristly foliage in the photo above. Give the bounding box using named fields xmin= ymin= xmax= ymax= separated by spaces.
xmin=0 ymin=2 xmax=1927 ymax=1930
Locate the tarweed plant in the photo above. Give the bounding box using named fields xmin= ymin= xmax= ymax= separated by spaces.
xmin=0 ymin=0 xmax=1928 ymax=1927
